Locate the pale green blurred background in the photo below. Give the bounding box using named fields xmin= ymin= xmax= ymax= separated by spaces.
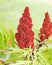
xmin=0 ymin=1 xmax=52 ymax=64
xmin=0 ymin=0 xmax=52 ymax=32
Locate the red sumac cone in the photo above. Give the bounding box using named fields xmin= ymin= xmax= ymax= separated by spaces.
xmin=40 ymin=12 xmax=52 ymax=41
xmin=15 ymin=7 xmax=34 ymax=49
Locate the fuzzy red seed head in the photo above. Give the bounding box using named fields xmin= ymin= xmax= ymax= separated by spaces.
xmin=15 ymin=7 xmax=34 ymax=50
xmin=40 ymin=12 xmax=52 ymax=41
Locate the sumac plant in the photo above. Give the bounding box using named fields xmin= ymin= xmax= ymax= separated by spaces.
xmin=15 ymin=7 xmax=34 ymax=50
xmin=40 ymin=12 xmax=52 ymax=41
xmin=15 ymin=7 xmax=52 ymax=51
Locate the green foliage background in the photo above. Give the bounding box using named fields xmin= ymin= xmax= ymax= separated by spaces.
xmin=0 ymin=0 xmax=52 ymax=65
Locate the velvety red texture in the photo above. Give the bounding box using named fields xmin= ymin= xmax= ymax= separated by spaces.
xmin=15 ymin=7 xmax=34 ymax=49
xmin=40 ymin=12 xmax=52 ymax=41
